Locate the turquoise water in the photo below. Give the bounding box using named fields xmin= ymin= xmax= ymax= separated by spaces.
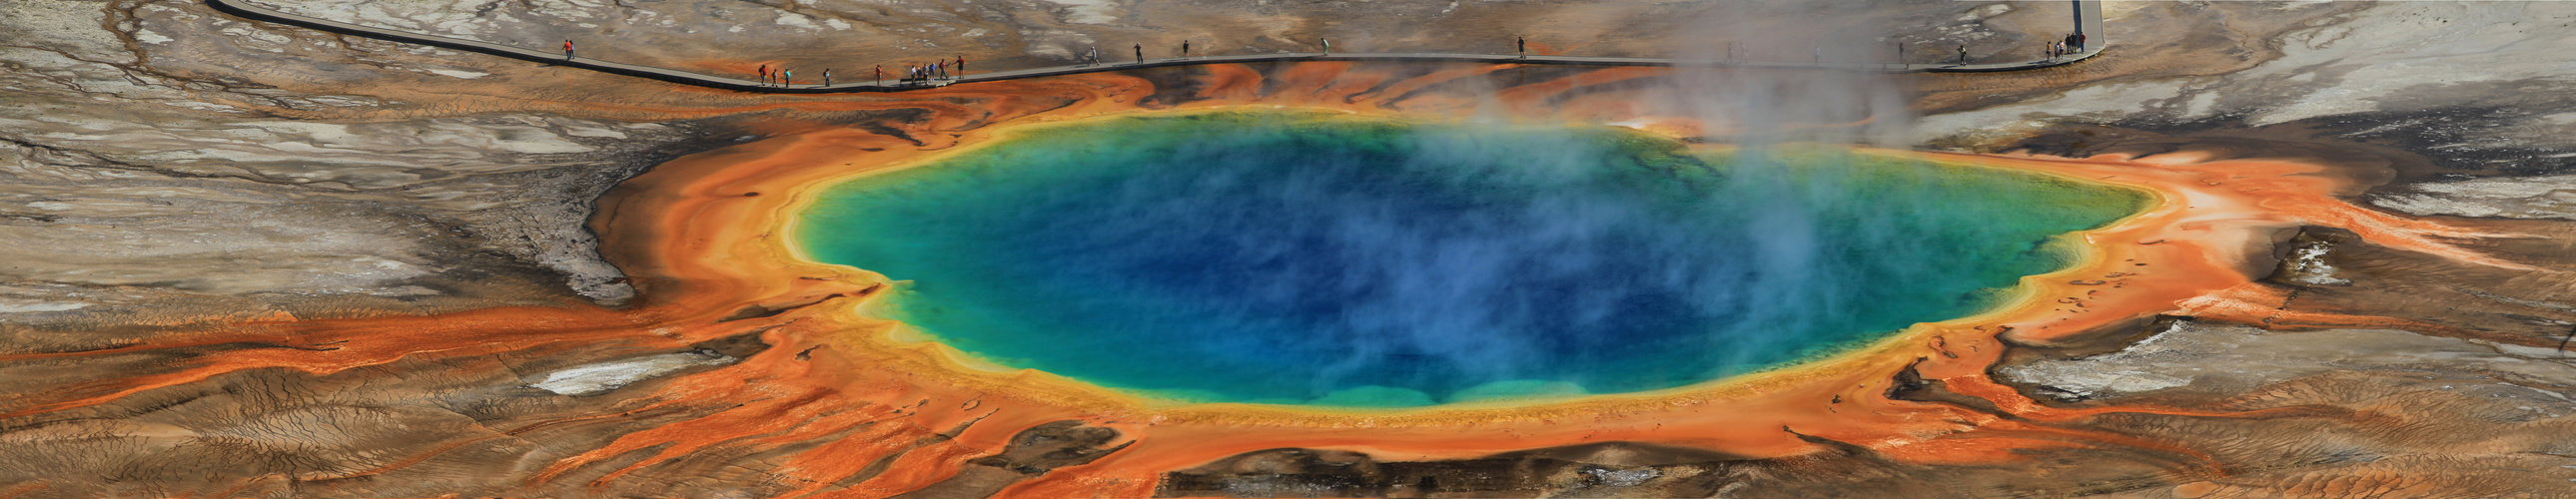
xmin=797 ymin=112 xmax=2147 ymax=407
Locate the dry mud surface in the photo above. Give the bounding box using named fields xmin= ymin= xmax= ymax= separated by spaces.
xmin=5 ymin=1 xmax=2576 ymax=498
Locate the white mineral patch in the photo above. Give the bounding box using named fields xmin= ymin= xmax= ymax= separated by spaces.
xmin=1998 ymin=323 xmax=2205 ymax=399
xmin=2181 ymin=91 xmax=2219 ymax=119
xmin=427 ymin=68 xmax=487 ymax=80
xmin=1051 ymin=0 xmax=1121 ymax=24
xmin=0 ymin=302 xmax=90 ymax=313
xmin=776 ymin=12 xmax=819 ymax=31
xmin=2372 ymin=175 xmax=2576 ymax=221
xmin=1586 ymin=467 xmax=1662 ymax=487
xmin=530 ymin=351 xmax=735 ymax=396
xmin=2285 ymin=241 xmax=2348 ymax=285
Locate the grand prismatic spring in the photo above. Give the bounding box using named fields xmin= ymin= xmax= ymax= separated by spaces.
xmin=12 ymin=0 xmax=2576 ymax=497
xmin=797 ymin=112 xmax=2147 ymax=407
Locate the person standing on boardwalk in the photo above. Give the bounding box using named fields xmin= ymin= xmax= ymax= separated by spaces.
xmin=1957 ymin=45 xmax=1967 ymax=65
xmin=875 ymin=65 xmax=882 ymax=85
xmin=1321 ymin=38 xmax=1329 ymax=56
xmin=823 ymin=69 xmax=831 ymax=86
xmin=782 ymin=69 xmax=791 ymax=87
xmin=562 ymin=40 xmax=573 ymax=61
xmin=758 ymin=64 xmax=768 ymax=85
xmin=956 ymin=55 xmax=965 ymax=76
xmin=1517 ymin=36 xmax=1525 ymax=58
xmin=1134 ymin=43 xmax=1143 ymax=64
xmin=2076 ymin=33 xmax=2087 ymax=52
xmin=1182 ymin=40 xmax=1190 ymax=59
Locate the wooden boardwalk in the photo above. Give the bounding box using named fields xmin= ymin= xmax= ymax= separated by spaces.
xmin=207 ymin=0 xmax=2106 ymax=95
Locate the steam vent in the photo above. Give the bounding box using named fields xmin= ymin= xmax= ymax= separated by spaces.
xmin=10 ymin=0 xmax=2576 ymax=497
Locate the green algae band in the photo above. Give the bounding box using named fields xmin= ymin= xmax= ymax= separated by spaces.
xmin=798 ymin=113 xmax=2146 ymax=407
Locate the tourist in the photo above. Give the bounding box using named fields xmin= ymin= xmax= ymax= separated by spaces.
xmin=1517 ymin=36 xmax=1525 ymax=58
xmin=1182 ymin=40 xmax=1190 ymax=59
xmin=875 ymin=65 xmax=882 ymax=85
xmin=758 ymin=64 xmax=768 ymax=85
xmin=1135 ymin=43 xmax=1143 ymax=64
xmin=563 ymin=39 xmax=573 ymax=61
xmin=1957 ymin=45 xmax=1967 ymax=65
xmin=2075 ymin=33 xmax=2087 ymax=52
xmin=823 ymin=69 xmax=831 ymax=86
xmin=956 ymin=55 xmax=965 ymax=76
xmin=1321 ymin=38 xmax=1329 ymax=56
xmin=782 ymin=69 xmax=791 ymax=87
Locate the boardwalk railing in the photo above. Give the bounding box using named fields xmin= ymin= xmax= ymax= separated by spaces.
xmin=207 ymin=0 xmax=2105 ymax=94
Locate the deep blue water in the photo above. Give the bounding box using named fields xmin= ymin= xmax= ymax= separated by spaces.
xmin=797 ymin=112 xmax=2147 ymax=407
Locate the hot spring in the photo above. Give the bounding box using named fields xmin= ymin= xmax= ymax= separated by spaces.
xmin=796 ymin=112 xmax=2147 ymax=408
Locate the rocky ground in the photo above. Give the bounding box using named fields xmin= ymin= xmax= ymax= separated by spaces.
xmin=4 ymin=0 xmax=2575 ymax=497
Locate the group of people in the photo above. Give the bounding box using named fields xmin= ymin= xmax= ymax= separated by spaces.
xmin=2047 ymin=32 xmax=2089 ymax=59
xmin=898 ymin=57 xmax=965 ymax=83
xmin=741 ymin=57 xmax=966 ymax=88
xmin=754 ymin=64 xmax=810 ymax=86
